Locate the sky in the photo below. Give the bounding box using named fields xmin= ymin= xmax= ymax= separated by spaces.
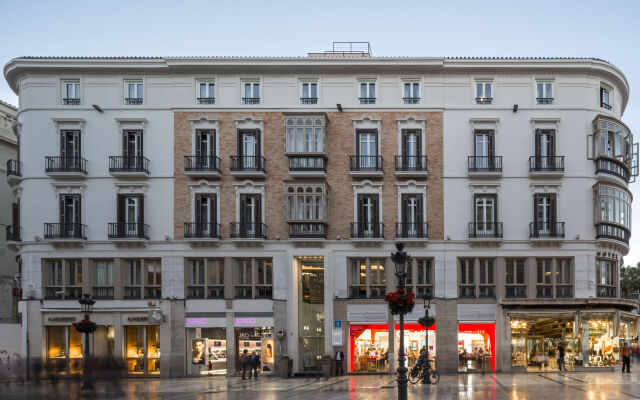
xmin=2 ymin=0 xmax=640 ymax=264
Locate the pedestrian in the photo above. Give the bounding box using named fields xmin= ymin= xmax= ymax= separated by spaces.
xmin=250 ymin=351 xmax=260 ymax=379
xmin=335 ymin=347 xmax=344 ymax=376
xmin=240 ymin=350 xmax=249 ymax=380
xmin=557 ymin=343 xmax=567 ymax=371
xmin=621 ymin=342 xmax=631 ymax=373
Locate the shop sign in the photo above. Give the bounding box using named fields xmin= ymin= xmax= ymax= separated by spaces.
xmin=48 ymin=317 xmax=76 ymax=322
xmin=186 ymin=318 xmax=208 ymax=326
xmin=597 ymin=251 xmax=620 ymax=260
xmin=332 ymin=329 xmax=342 ymax=346
xmin=334 ymin=320 xmax=342 ymax=329
xmin=127 ymin=316 xmax=148 ymax=322
xmin=234 ymin=317 xmax=257 ymax=326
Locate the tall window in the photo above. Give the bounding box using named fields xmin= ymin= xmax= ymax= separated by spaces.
xmin=399 ymin=129 xmax=423 ymax=169
xmin=124 ymin=80 xmax=143 ymax=105
xmin=596 ymin=259 xmax=616 ymax=298
xmin=93 ymin=260 xmax=114 ymax=299
xmin=405 ymin=258 xmax=433 ymax=297
xmin=359 ymin=82 xmax=376 ymax=104
xmin=186 ymin=259 xmax=225 ymax=298
xmin=301 ymin=82 xmax=318 ymax=104
xmin=239 ymin=193 xmax=262 ymax=236
xmin=505 ymin=259 xmax=526 ymax=298
xmin=474 ymin=129 xmax=495 ymax=169
xmin=356 ymin=194 xmax=380 ymax=237
xmin=348 ymin=258 xmax=387 ymax=298
xmin=238 ymin=129 xmax=260 ymax=168
xmin=400 ymin=193 xmax=424 ymax=237
xmin=145 ymin=259 xmax=162 ymax=299
xmin=44 ymin=259 xmax=82 ymax=299
xmin=234 ymin=258 xmax=272 ymax=299
xmin=595 ymin=185 xmax=632 ymax=229
xmin=533 ymin=193 xmax=557 ymax=235
xmin=403 ymin=82 xmax=420 ymax=104
xmin=62 ymin=80 xmax=81 ymax=105
xmin=473 ymin=194 xmax=497 ymax=235
xmin=533 ymin=129 xmax=556 ymax=169
xmin=243 ymin=82 xmax=260 ymax=104
xmin=194 ymin=194 xmax=217 ymax=235
xmin=536 ymin=258 xmax=573 ymax=298
xmin=536 ymin=81 xmax=553 ymax=104
xmin=59 ymin=194 xmax=81 ymax=231
xmin=475 ymin=81 xmax=493 ymax=104
xmin=117 ymin=194 xmax=145 ymax=236
xmin=285 ymin=184 xmax=326 ymax=221
xmin=458 ymin=258 xmax=495 ymax=298
xmin=355 ymin=129 xmax=379 ymax=169
xmin=285 ymin=118 xmax=324 ymax=153
xmin=197 ymin=81 xmax=215 ymax=104
xmin=600 ymin=87 xmax=611 ymax=110
xmin=60 ymin=130 xmax=82 ymax=166
xmin=125 ymin=260 xmax=142 ymax=299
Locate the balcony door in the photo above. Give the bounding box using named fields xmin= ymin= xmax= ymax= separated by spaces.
xmin=535 ymin=129 xmax=555 ymax=168
xmin=357 ymin=130 xmax=378 ymax=168
xmin=474 ymin=194 xmax=496 ymax=235
xmin=534 ymin=194 xmax=556 ymax=235
xmin=195 ymin=194 xmax=216 ymax=235
xmin=123 ymin=130 xmax=143 ymax=168
xmin=401 ymin=130 xmax=421 ymax=168
xmin=61 ymin=130 xmax=81 ymax=169
xmin=357 ymin=194 xmax=379 ymax=237
xmin=59 ymin=194 xmax=80 ymax=236
xmin=474 ymin=130 xmax=494 ymax=169
xmin=240 ymin=194 xmax=261 ymax=236
xmin=401 ymin=194 xmax=423 ymax=237
xmin=238 ymin=130 xmax=260 ymax=169
xmin=118 ymin=194 xmax=144 ymax=236
xmin=196 ymin=130 xmax=216 ymax=167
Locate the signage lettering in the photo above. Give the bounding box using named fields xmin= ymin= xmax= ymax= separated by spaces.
xmin=48 ymin=317 xmax=76 ymax=322
xmin=234 ymin=317 xmax=257 ymax=326
xmin=127 ymin=316 xmax=148 ymax=321
xmin=185 ymin=318 xmax=208 ymax=326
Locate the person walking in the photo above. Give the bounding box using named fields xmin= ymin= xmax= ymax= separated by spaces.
xmin=557 ymin=343 xmax=567 ymax=371
xmin=335 ymin=347 xmax=344 ymax=376
xmin=621 ymin=342 xmax=631 ymax=373
xmin=240 ymin=350 xmax=250 ymax=380
xmin=250 ymin=351 xmax=260 ymax=379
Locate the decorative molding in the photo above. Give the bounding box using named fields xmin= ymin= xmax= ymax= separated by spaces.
xmin=50 ymin=182 xmax=86 ymax=196
xmin=396 ymin=180 xmax=427 ymax=222
xmin=233 ymin=180 xmax=265 ymax=224
xmin=114 ymin=182 xmax=149 ymax=194
xmin=52 ymin=118 xmax=85 ymax=129
xmin=352 ymin=180 xmax=383 ymax=222
xmin=529 ymin=183 xmax=561 ymax=196
xmin=468 ymin=183 xmax=501 ymax=193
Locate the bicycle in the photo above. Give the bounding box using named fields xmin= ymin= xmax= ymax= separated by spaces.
xmin=408 ymin=360 xmax=440 ymax=384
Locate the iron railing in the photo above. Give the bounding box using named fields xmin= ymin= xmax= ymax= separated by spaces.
xmin=45 ymin=156 xmax=87 ymax=174
xmin=468 ymin=156 xmax=502 ymax=172
xmin=184 ymin=222 xmax=222 ymax=239
xmin=529 ymin=156 xmax=564 ymax=172
xmin=359 ymin=97 xmax=376 ymax=105
xmin=601 ymin=102 xmax=612 ymax=110
xmin=7 ymin=160 xmax=21 ymax=177
xmin=300 ymin=97 xmax=318 ymax=105
xmin=536 ymin=97 xmax=554 ymax=105
xmin=596 ymin=157 xmax=631 ymax=183
xmin=403 ymin=97 xmax=420 ymax=104
xmin=288 ymin=155 xmax=326 ymax=172
xmin=475 ymin=97 xmax=493 ymax=105
xmin=230 ymin=155 xmax=265 ymax=172
xmin=230 ymin=222 xmax=266 ymax=239
xmin=44 ymin=223 xmax=87 ymax=240
xmin=597 ymin=285 xmax=617 ymax=298
xmin=596 ymin=223 xmax=630 ymax=245
xmin=45 ymin=286 xmax=82 ymax=300
xmin=5 ymin=226 xmax=21 ymax=242
xmin=242 ymin=97 xmax=260 ymax=105
xmin=529 ymin=222 xmax=565 ymax=238
xmin=468 ymin=222 xmax=503 ymax=238
xmin=107 ymin=222 xmax=149 ymax=239
xmin=350 ymin=222 xmax=384 ymax=239
xmin=197 ymin=97 xmax=215 ymax=105
xmin=63 ymin=98 xmax=81 ymax=105
xmin=184 ymin=155 xmax=221 ymax=173
xmin=109 ymin=156 xmax=150 ymax=173
xmin=505 ymin=285 xmax=527 ymax=298
xmin=125 ymin=97 xmax=143 ymax=105
xmin=288 ymin=222 xmax=326 ymax=239
xmin=349 ymin=155 xmax=383 ymax=171
xmin=395 ymin=155 xmax=427 ymax=172
xmin=395 ymin=222 xmax=428 ymax=239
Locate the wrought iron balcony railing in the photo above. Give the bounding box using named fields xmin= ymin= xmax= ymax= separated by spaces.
xmin=475 ymin=97 xmax=493 ymax=105
xmin=349 ymin=155 xmax=383 ymax=172
xmin=288 ymin=155 xmax=326 ymax=172
xmin=7 ymin=160 xmax=21 ymax=177
xmin=529 ymin=222 xmax=565 ymax=238
xmin=596 ymin=222 xmax=630 ymax=245
xmin=109 ymin=156 xmax=150 ymax=173
xmin=45 ymin=156 xmax=87 ymax=174
xmin=63 ymin=98 xmax=81 ymax=105
xmin=350 ymin=222 xmax=384 ymax=239
xmin=108 ymin=222 xmax=149 ymax=239
xmin=242 ymin=97 xmax=260 ymax=105
xmin=230 ymin=222 xmax=266 ymax=239
xmin=395 ymin=222 xmax=428 ymax=239
xmin=230 ymin=155 xmax=266 ymax=172
xmin=44 ymin=223 xmax=87 ymax=240
xmin=5 ymin=226 xmax=21 ymax=242
xmin=125 ymin=97 xmax=143 ymax=105
xmin=468 ymin=222 xmax=503 ymax=238
xmin=359 ymin=97 xmax=376 ymax=105
xmin=529 ymin=156 xmax=564 ymax=172
xmin=403 ymin=97 xmax=420 ymax=104
xmin=536 ymin=97 xmax=554 ymax=105
xmin=288 ymin=222 xmax=326 ymax=239
xmin=197 ymin=97 xmax=215 ymax=105
xmin=395 ymin=155 xmax=427 ymax=172
xmin=184 ymin=155 xmax=221 ymax=173
xmin=596 ymin=157 xmax=631 ymax=183
xmin=300 ymin=97 xmax=318 ymax=105
xmin=184 ymin=222 xmax=222 ymax=239
xmin=468 ymin=156 xmax=502 ymax=172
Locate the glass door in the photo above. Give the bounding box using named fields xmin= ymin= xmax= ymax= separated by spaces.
xmin=475 ymin=195 xmax=495 ymax=235
xmin=358 ymin=131 xmax=377 ymax=169
xmin=125 ymin=197 xmax=139 ymax=236
xmin=297 ymin=257 xmax=324 ymax=372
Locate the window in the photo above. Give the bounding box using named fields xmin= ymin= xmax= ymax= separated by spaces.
xmin=353 ymin=129 xmax=380 ymax=170
xmin=234 ymin=258 xmax=272 ymax=299
xmin=124 ymin=80 xmax=143 ymax=105
xmin=194 ymin=193 xmax=217 ymax=230
xmin=242 ymin=82 xmax=260 ymax=104
xmin=354 ymin=194 xmax=381 ymax=238
xmin=536 ymin=81 xmax=553 ymax=104
xmin=237 ymin=193 xmax=262 ymax=236
xmin=145 ymin=259 xmax=161 ymax=299
xmin=236 ymin=129 xmax=261 ymax=169
xmin=473 ymin=129 xmax=495 ymax=165
xmin=458 ymin=258 xmax=495 ymax=298
xmin=301 ymin=82 xmax=318 ymax=104
xmin=187 ymin=259 xmax=224 ymax=299
xmin=472 ymin=194 xmax=498 ymax=237
xmin=398 ymin=129 xmax=425 ymax=170
xmin=62 ymin=80 xmax=80 ymax=105
xmin=596 ymin=259 xmax=616 ymax=298
xmin=286 ymin=184 xmax=326 ymax=221
xmin=359 ymin=82 xmax=376 ymax=104
xmin=59 ymin=193 xmax=81 ymax=226
xmin=399 ymin=193 xmax=425 ymax=237
xmin=533 ymin=193 xmax=557 ymax=235
xmin=123 ymin=259 xmax=161 ymax=299
xmin=475 ymin=81 xmax=493 ymax=104
xmin=285 ymin=118 xmax=324 ymax=153
xmin=348 ymin=258 xmax=387 ymax=298
xmin=125 ymin=260 xmax=142 ymax=299
xmin=595 ymin=185 xmax=632 ymax=229
xmin=116 ymin=194 xmax=145 ymax=237
xmin=44 ymin=259 xmax=82 ymax=299
xmin=532 ymin=129 xmax=558 ymax=170
xmin=403 ymin=82 xmax=420 ymax=104
xmin=600 ymin=87 xmax=612 ymax=110
xmin=93 ymin=260 xmax=114 ymax=299
xmin=405 ymin=258 xmax=433 ymax=297
xmin=197 ymin=81 xmax=215 ymax=104
xmin=536 ymin=258 xmax=573 ymax=298
xmin=505 ymin=259 xmax=526 ymax=298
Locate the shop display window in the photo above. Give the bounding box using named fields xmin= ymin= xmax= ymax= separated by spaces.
xmin=125 ymin=325 xmax=160 ymax=375
xmin=511 ymin=317 xmax=578 ymax=371
xmin=147 ymin=326 xmax=160 ymax=374
xmin=235 ymin=327 xmax=273 ymax=374
xmin=47 ymin=326 xmax=69 ymax=374
xmin=458 ymin=323 xmax=495 ymax=372
xmin=187 ymin=327 xmax=227 ymax=376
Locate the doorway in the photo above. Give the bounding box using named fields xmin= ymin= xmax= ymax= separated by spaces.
xmin=297 ymin=256 xmax=324 ymax=372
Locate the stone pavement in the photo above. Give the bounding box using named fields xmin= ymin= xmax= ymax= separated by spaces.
xmin=3 ymin=372 xmax=640 ymax=399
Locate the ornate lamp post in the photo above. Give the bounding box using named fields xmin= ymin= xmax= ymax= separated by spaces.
xmin=78 ymin=294 xmax=96 ymax=390
xmin=422 ymin=294 xmax=432 ymax=384
xmin=390 ymin=243 xmax=410 ymax=400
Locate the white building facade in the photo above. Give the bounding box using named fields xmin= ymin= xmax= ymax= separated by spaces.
xmin=3 ymin=54 xmax=637 ymax=377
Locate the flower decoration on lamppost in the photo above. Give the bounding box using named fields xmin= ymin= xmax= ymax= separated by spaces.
xmin=75 ymin=293 xmax=96 ymax=390
xmin=388 ymin=243 xmax=414 ymax=400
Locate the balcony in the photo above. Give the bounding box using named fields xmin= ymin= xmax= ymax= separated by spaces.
xmin=394 ymin=156 xmax=428 ymax=177
xmin=505 ymin=285 xmax=526 ymax=298
xmin=468 ymin=156 xmax=502 ymax=177
xmin=44 ymin=223 xmax=87 ymax=241
xmin=108 ymin=156 xmax=150 ymax=177
xmin=45 ymin=156 xmax=87 ymax=177
xmin=125 ymin=98 xmax=143 ymax=105
xmin=63 ymin=98 xmax=81 ymax=105
xmin=288 ymin=222 xmax=327 ymax=241
xmin=107 ymin=222 xmax=149 ymax=241
xmin=601 ymin=102 xmax=612 ymax=111
xmin=556 ymin=285 xmax=573 ymax=298
xmin=596 ymin=157 xmax=631 ymax=185
xmin=536 ymin=97 xmax=554 ymax=105
xmin=230 ymin=222 xmax=266 ymax=241
xmin=45 ymin=286 xmax=82 ymax=300
xmin=529 ymin=222 xmax=565 ymax=242
xmin=395 ymin=222 xmax=428 ymax=241
xmin=475 ymin=97 xmax=493 ymax=105
xmin=184 ymin=155 xmax=222 ymax=178
xmin=184 ymin=222 xmax=222 ymax=241
xmin=403 ymin=97 xmax=420 ymax=105
xmin=349 ymin=155 xmax=383 ymax=178
xmin=197 ymin=97 xmax=215 ymax=105
xmin=6 ymin=160 xmax=22 ymax=184
xmin=300 ymin=97 xmax=318 ymax=105
xmin=529 ymin=156 xmax=564 ymax=178
xmin=596 ymin=222 xmax=630 ymax=251
xmin=350 ymin=222 xmax=384 ymax=242
xmin=5 ymin=226 xmax=21 ymax=243
xmin=229 ymin=156 xmax=266 ymax=177
xmin=597 ymin=285 xmax=616 ymax=298
xmin=242 ymin=97 xmax=260 ymax=105
xmin=359 ymin=97 xmax=376 ymax=105
xmin=288 ymin=155 xmax=326 ymax=178
xmin=92 ymin=287 xmax=114 ymax=300
xmin=468 ymin=222 xmax=503 ymax=242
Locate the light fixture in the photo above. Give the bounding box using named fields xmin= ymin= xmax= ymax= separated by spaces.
xmin=513 ymin=104 xmax=518 ymax=113
xmin=92 ymin=104 xmax=104 ymax=113
xmin=336 ymin=103 xmax=343 ymax=112
xmin=79 ymin=293 xmax=95 ymax=315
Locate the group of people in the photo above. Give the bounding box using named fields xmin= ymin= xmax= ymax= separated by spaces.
xmin=240 ymin=350 xmax=261 ymax=380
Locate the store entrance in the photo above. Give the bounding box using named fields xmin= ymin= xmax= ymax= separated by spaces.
xmin=458 ymin=323 xmax=495 ymax=373
xmin=297 ymin=256 xmax=324 ymax=372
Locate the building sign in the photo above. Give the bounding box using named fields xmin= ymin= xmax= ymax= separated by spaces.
xmin=186 ymin=318 xmax=208 ymax=327
xmin=334 ymin=320 xmax=342 ymax=329
xmin=234 ymin=317 xmax=257 ymax=326
xmin=127 ymin=316 xmax=148 ymax=322
xmin=48 ymin=317 xmax=76 ymax=322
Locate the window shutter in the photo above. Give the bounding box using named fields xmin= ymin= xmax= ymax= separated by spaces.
xmin=195 ymin=194 xmax=202 ymax=224
xmin=372 ymin=195 xmax=379 ymax=223
xmin=255 ymin=130 xmax=261 ymax=157
xmin=195 ymin=131 xmax=202 ymax=156
xmin=416 ymin=131 xmax=422 ymax=157
xmin=60 ymin=131 xmax=66 ymax=157
xmin=237 ymin=130 xmax=243 ymax=157
xmin=535 ymin=129 xmax=541 ymax=158
xmin=533 ymin=194 xmax=540 ymax=225
xmin=137 ymin=195 xmax=144 ymax=225
xmin=401 ymin=194 xmax=409 ymax=224
xmin=254 ymin=195 xmax=262 ymax=225
xmin=549 ymin=130 xmax=555 ymax=157
xmin=122 ymin=131 xmax=128 ymax=157
xmin=137 ymin=131 xmax=143 ymax=158
xmin=74 ymin=195 xmax=81 ymax=225
xmin=211 ymin=131 xmax=217 ymax=157
xmin=416 ymin=195 xmax=424 ymax=226
xmin=239 ymin=194 xmax=247 ymax=225
xmin=211 ymin=195 xmax=217 ymax=225
xmin=549 ymin=194 xmax=557 ymax=224
xmin=401 ymin=131 xmax=409 ymax=158
xmin=488 ymin=131 xmax=495 ymax=157
xmin=357 ymin=195 xmax=364 ymax=224
xmin=117 ymin=194 xmax=125 ymax=224
xmin=59 ymin=195 xmax=65 ymax=224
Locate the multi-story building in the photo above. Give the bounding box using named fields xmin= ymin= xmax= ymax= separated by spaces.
xmin=0 ymin=99 xmax=19 ymax=323
xmin=4 ymin=48 xmax=637 ymax=376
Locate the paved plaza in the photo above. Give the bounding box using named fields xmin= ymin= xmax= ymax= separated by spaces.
xmin=3 ymin=372 xmax=640 ymax=399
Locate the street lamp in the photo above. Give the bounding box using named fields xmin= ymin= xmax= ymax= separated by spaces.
xmin=78 ymin=293 xmax=96 ymax=390
xmin=422 ymin=294 xmax=432 ymax=384
xmin=390 ymin=243 xmax=410 ymax=400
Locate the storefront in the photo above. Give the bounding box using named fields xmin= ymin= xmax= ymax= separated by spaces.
xmin=185 ymin=316 xmax=228 ymax=376
xmin=458 ymin=323 xmax=495 ymax=372
xmin=234 ymin=315 xmax=275 ymax=375
xmin=124 ymin=325 xmax=160 ymax=375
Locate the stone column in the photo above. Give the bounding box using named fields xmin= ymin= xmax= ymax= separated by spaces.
xmin=225 ymin=312 xmax=236 ymax=376
xmin=434 ymin=299 xmax=458 ymax=373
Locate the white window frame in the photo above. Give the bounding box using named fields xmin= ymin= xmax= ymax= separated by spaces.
xmin=233 ymin=180 xmax=265 ymax=225
xmin=352 ymin=115 xmax=382 ymax=156
xmin=299 ymin=79 xmax=319 ymax=104
xmin=600 ymin=83 xmax=613 ymax=110
xmin=284 ymin=116 xmax=325 ymax=153
xmin=401 ymin=79 xmax=421 ymax=104
xmin=285 ymin=183 xmax=327 ymax=222
xmin=241 ymin=79 xmax=260 ymax=104
xmin=123 ymin=79 xmax=144 ymax=105
xmin=357 ymin=78 xmax=377 ymax=104
xmin=189 ymin=117 xmax=219 ymax=156
xmin=188 ymin=180 xmax=221 ymax=225
xmin=61 ymin=79 xmax=81 ymax=105
xmin=352 ymin=180 xmax=383 ymax=222
xmin=196 ymin=79 xmax=216 ymax=104
xmin=535 ymin=80 xmax=554 ymax=105
xmin=396 ymin=179 xmax=427 ymax=223
xmin=474 ymin=80 xmax=494 ymax=104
